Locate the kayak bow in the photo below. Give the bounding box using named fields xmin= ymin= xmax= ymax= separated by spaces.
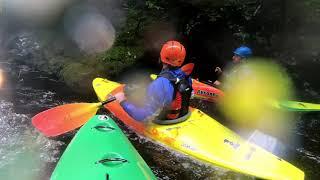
xmin=51 ymin=115 xmax=156 ymax=180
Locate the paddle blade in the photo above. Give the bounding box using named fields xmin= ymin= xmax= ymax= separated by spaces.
xmin=32 ymin=102 xmax=101 ymax=137
xmin=278 ymin=101 xmax=320 ymax=111
xmin=181 ymin=63 xmax=194 ymax=75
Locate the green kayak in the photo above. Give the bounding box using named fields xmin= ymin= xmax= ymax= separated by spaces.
xmin=51 ymin=115 xmax=156 ymax=180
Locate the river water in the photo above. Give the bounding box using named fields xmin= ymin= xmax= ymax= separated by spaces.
xmin=0 ymin=62 xmax=66 ymax=179
xmin=1 ymin=37 xmax=320 ymax=180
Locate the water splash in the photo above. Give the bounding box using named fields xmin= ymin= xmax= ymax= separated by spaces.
xmin=0 ymin=100 xmax=65 ymax=180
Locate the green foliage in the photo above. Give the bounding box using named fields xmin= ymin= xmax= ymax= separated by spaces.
xmin=98 ymin=45 xmax=144 ymax=76
xmin=101 ymin=46 xmax=144 ymax=63
xmin=33 ymin=0 xmax=318 ymax=94
xmin=115 ymin=8 xmax=143 ymax=45
xmin=59 ymin=44 xmax=144 ymax=90
xmin=59 ymin=62 xmax=94 ymax=91
xmin=59 ymin=57 xmax=108 ymax=94
xmin=145 ymin=0 xmax=164 ymax=10
xmin=303 ymin=0 xmax=320 ymax=23
xmin=116 ymin=0 xmax=168 ymax=46
xmin=304 ymin=0 xmax=320 ymax=11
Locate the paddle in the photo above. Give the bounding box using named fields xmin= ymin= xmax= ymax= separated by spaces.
xmin=198 ymin=79 xmax=320 ymax=112
xmin=273 ymin=100 xmax=320 ymax=111
xmin=192 ymin=80 xmax=320 ymax=111
xmin=181 ymin=63 xmax=194 ymax=75
xmin=32 ymin=96 xmax=116 ymax=137
xmin=183 ymin=63 xmax=320 ymax=111
xmin=150 ymin=73 xmax=320 ymax=111
xmin=195 ymin=80 xmax=320 ymax=111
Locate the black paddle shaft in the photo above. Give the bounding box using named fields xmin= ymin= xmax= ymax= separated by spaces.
xmin=101 ymin=96 xmax=116 ymax=105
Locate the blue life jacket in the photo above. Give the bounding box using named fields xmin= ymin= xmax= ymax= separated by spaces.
xmin=120 ymin=67 xmax=192 ymax=122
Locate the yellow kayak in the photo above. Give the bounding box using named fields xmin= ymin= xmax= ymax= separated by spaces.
xmin=92 ymin=77 xmax=304 ymax=180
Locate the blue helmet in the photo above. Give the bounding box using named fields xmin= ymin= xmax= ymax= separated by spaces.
xmin=233 ymin=46 xmax=252 ymax=58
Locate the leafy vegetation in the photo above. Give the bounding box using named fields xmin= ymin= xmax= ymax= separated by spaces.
xmin=15 ymin=0 xmax=320 ymax=93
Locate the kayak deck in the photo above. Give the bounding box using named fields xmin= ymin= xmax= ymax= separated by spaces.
xmin=51 ymin=115 xmax=156 ymax=180
xmin=93 ymin=77 xmax=304 ymax=180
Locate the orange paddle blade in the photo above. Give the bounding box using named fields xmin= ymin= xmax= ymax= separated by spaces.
xmin=32 ymin=102 xmax=101 ymax=137
xmin=181 ymin=63 xmax=194 ymax=75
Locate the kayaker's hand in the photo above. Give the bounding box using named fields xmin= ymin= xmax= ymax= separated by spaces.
xmin=215 ymin=67 xmax=222 ymax=74
xmin=213 ymin=80 xmax=221 ymax=86
xmin=114 ymin=92 xmax=126 ymax=103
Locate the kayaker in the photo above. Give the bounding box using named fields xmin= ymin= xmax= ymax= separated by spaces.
xmin=213 ymin=45 xmax=252 ymax=86
xmin=114 ymin=40 xmax=193 ymax=122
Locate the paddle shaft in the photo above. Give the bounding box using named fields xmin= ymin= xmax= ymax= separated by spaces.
xmin=101 ymin=96 xmax=117 ymax=105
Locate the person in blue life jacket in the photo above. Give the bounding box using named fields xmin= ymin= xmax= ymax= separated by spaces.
xmin=114 ymin=40 xmax=193 ymax=123
xmin=213 ymin=45 xmax=253 ymax=86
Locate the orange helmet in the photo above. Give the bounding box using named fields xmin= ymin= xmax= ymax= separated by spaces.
xmin=160 ymin=40 xmax=186 ymax=67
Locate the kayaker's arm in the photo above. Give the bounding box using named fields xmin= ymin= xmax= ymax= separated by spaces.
xmin=119 ymin=78 xmax=174 ymax=121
